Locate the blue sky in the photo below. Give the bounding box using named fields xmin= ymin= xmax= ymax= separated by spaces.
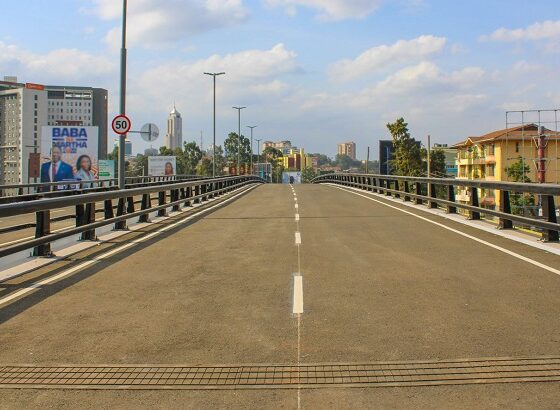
xmin=2 ymin=0 xmax=560 ymax=158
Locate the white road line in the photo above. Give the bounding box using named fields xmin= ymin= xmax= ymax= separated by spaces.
xmin=295 ymin=232 xmax=302 ymax=245
xmin=295 ymin=204 xmax=299 ymax=209
xmin=293 ymin=274 xmax=303 ymax=314
xmin=0 ymin=185 xmax=258 ymax=307
xmin=295 ymin=214 xmax=300 ymax=222
xmin=331 ymin=185 xmax=560 ymax=277
xmin=294 ymin=197 xmax=297 ymax=201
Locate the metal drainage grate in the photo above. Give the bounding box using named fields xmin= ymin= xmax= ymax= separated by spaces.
xmin=1 ymin=356 xmax=559 ymax=390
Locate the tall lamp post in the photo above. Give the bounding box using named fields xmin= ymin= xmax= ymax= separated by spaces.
xmin=247 ymin=125 xmax=257 ymax=174
xmin=232 ymin=106 xmax=246 ymax=174
xmin=204 ymin=72 xmax=225 ymax=178
xmin=118 ymin=0 xmax=128 ymax=190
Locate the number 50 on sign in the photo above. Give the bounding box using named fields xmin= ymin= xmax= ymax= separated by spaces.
xmin=112 ymin=115 xmax=131 ymax=135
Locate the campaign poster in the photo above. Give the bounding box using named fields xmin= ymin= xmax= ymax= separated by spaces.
xmin=282 ymin=172 xmax=302 ymax=184
xmin=40 ymin=126 xmax=99 ymax=187
xmin=148 ymin=156 xmax=177 ymax=176
xmin=98 ymin=160 xmax=115 ymax=180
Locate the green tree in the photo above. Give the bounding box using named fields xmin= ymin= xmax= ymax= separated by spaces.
xmin=424 ymin=148 xmax=447 ymax=176
xmin=263 ymin=147 xmax=284 ymax=183
xmin=335 ymin=154 xmax=355 ymax=170
xmin=301 ymin=167 xmax=318 ymax=183
xmin=386 ymin=117 xmax=423 ymax=176
xmin=505 ymin=157 xmax=535 ymax=215
xmin=224 ymin=132 xmax=251 ymax=167
xmin=183 ymin=142 xmax=203 ymax=174
xmin=308 ymin=153 xmax=332 ymax=167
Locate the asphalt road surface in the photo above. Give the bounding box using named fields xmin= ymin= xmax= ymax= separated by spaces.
xmin=1 ymin=184 xmax=559 ymax=409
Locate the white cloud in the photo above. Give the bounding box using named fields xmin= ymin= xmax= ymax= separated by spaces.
xmin=0 ymin=41 xmax=115 ymax=82
xmin=90 ymin=0 xmax=249 ymax=48
xmin=329 ymin=35 xmax=446 ymax=81
xmin=126 ymin=44 xmax=299 ymax=131
xmin=482 ymin=20 xmax=560 ymax=42
xmin=265 ymin=0 xmax=382 ymax=20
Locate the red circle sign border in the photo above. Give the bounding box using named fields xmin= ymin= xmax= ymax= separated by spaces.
xmin=111 ymin=114 xmax=132 ymax=135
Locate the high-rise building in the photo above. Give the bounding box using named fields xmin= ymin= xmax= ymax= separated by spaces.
xmin=379 ymin=140 xmax=394 ymax=175
xmin=0 ymin=80 xmax=47 ymax=185
xmin=113 ymin=138 xmax=133 ymax=157
xmin=0 ymin=77 xmax=108 ymax=185
xmin=337 ymin=141 xmax=356 ymax=160
xmin=165 ymin=105 xmax=182 ymax=150
xmin=45 ymin=85 xmax=108 ymax=158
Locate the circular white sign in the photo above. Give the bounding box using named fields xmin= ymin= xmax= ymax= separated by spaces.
xmin=140 ymin=123 xmax=160 ymax=142
xmin=112 ymin=114 xmax=132 ymax=135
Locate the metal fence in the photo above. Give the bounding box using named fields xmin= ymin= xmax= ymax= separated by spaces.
xmin=0 ymin=175 xmax=264 ymax=258
xmin=312 ymin=173 xmax=560 ymax=242
xmin=0 ymin=175 xmax=205 ymax=199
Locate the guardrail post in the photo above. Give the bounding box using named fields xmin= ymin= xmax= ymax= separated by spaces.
xmin=498 ymin=190 xmax=512 ymax=229
xmin=172 ymin=189 xmax=180 ymax=212
xmin=403 ymin=181 xmax=411 ymax=201
xmin=115 ymin=198 xmax=127 ymax=230
xmin=372 ymin=177 xmax=378 ymax=193
xmin=194 ymin=185 xmax=201 ymax=204
xmin=33 ymin=210 xmax=51 ymax=257
xmin=158 ymin=191 xmax=167 ymax=217
xmin=415 ymin=182 xmax=423 ymax=205
xmin=185 ymin=187 xmax=192 ymax=207
xmin=82 ymin=203 xmax=96 ymax=241
xmin=429 ymin=183 xmax=438 ymax=209
xmin=139 ymin=193 xmax=151 ymax=223
xmin=104 ymin=199 xmax=114 ymax=219
xmin=127 ymin=196 xmax=135 ymax=214
xmin=541 ymin=194 xmax=559 ymax=242
xmin=447 ymin=185 xmax=457 ymax=214
xmin=469 ymin=187 xmax=481 ymax=220
xmin=385 ymin=179 xmax=392 ymax=196
xmin=394 ymin=181 xmax=401 ymax=199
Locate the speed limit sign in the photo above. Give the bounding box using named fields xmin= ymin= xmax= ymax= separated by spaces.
xmin=112 ymin=114 xmax=132 ymax=135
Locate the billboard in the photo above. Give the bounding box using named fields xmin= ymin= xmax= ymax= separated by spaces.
xmin=40 ymin=126 xmax=99 ymax=187
xmin=148 ymin=156 xmax=177 ymax=176
xmin=282 ymin=171 xmax=302 ymax=184
xmin=98 ymin=160 xmax=115 ymax=180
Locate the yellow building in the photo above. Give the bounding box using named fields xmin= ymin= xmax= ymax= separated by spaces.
xmin=453 ymin=124 xmax=560 ymax=209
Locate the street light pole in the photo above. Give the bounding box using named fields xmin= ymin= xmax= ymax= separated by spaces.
xmin=247 ymin=125 xmax=257 ymax=174
xmin=204 ymin=72 xmax=225 ymax=178
xmin=118 ymin=0 xmax=127 ymax=190
xmin=232 ymin=106 xmax=246 ymax=174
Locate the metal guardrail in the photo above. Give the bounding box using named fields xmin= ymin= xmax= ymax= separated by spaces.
xmin=0 ymin=175 xmax=264 ymax=258
xmin=312 ymin=173 xmax=560 ymax=242
xmin=0 ymin=175 xmax=205 ymax=199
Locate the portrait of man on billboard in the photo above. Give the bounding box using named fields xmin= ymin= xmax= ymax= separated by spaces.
xmin=40 ymin=145 xmax=74 ymax=183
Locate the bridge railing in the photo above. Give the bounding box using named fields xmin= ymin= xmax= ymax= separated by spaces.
xmin=0 ymin=175 xmax=205 ymax=199
xmin=0 ymin=175 xmax=264 ymax=258
xmin=312 ymin=173 xmax=560 ymax=242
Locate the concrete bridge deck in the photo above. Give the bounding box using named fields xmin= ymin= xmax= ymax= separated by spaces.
xmin=1 ymin=184 xmax=559 ymax=409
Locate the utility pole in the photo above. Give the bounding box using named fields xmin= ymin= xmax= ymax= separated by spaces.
xmin=247 ymin=126 xmax=257 ymax=175
xmin=204 ymin=72 xmax=225 ymax=178
xmin=232 ymin=106 xmax=246 ymax=174
xmin=256 ymin=138 xmax=262 ymax=176
xmin=427 ymin=135 xmax=431 ymax=178
xmin=118 ymin=0 xmax=127 ymax=190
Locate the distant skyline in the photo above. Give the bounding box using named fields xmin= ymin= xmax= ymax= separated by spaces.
xmin=1 ymin=1 xmax=559 ymax=159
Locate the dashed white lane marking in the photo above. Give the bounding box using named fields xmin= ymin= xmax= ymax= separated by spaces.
xmin=0 ymin=185 xmax=259 ymax=307
xmin=294 ymin=197 xmax=297 ymax=201
xmin=331 ymin=185 xmax=560 ymax=277
xmin=293 ymin=274 xmax=303 ymax=314
xmin=295 ymin=232 xmax=302 ymax=245
xmin=295 ymin=214 xmax=300 ymax=222
xmin=295 ymin=204 xmax=299 ymax=209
